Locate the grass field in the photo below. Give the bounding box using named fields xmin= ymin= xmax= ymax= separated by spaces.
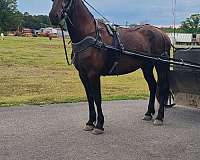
xmin=0 ymin=36 xmax=149 ymax=107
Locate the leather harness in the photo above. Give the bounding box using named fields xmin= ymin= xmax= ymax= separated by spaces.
xmin=72 ymin=19 xmax=124 ymax=75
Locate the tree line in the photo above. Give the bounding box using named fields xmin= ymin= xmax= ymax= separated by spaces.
xmin=164 ymin=14 xmax=200 ymax=34
xmin=0 ymin=0 xmax=200 ymax=34
xmin=0 ymin=0 xmax=51 ymax=33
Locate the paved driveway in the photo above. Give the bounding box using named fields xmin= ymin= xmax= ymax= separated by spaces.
xmin=0 ymin=100 xmax=199 ymax=160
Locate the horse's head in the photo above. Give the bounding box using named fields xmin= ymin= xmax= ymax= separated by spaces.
xmin=49 ymin=0 xmax=74 ymax=25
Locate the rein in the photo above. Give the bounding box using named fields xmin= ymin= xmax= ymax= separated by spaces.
xmin=59 ymin=0 xmax=108 ymax=66
xmin=59 ymin=0 xmax=75 ymax=66
xmin=61 ymin=27 xmax=71 ymax=65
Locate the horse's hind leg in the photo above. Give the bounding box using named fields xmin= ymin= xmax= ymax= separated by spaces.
xmin=154 ymin=63 xmax=170 ymax=125
xmin=79 ymin=73 xmax=96 ymax=131
xmin=142 ymin=64 xmax=157 ymax=121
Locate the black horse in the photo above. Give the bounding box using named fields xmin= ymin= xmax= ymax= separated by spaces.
xmin=49 ymin=0 xmax=171 ymax=134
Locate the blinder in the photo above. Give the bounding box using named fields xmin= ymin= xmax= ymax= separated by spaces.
xmin=61 ymin=0 xmax=74 ymax=18
xmin=51 ymin=0 xmax=74 ymax=20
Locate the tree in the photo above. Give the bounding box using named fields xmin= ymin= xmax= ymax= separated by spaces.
xmin=0 ymin=0 xmax=23 ymax=33
xmin=181 ymin=14 xmax=200 ymax=34
xmin=0 ymin=1 xmax=52 ymax=32
xmin=21 ymin=13 xmax=51 ymax=30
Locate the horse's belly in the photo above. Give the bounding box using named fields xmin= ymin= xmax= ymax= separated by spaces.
xmin=104 ymin=56 xmax=143 ymax=76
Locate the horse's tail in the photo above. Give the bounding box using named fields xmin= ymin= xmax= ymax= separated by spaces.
xmin=165 ymin=44 xmax=176 ymax=108
xmin=156 ymin=53 xmax=175 ymax=108
xmin=156 ymin=32 xmax=176 ymax=108
xmin=165 ymin=42 xmax=176 ymax=108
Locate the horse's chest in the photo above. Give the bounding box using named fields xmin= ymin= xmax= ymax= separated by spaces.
xmin=74 ymin=49 xmax=104 ymax=74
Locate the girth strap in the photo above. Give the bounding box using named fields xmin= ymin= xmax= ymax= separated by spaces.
xmin=108 ymin=27 xmax=124 ymax=74
xmin=72 ymin=21 xmax=125 ymax=75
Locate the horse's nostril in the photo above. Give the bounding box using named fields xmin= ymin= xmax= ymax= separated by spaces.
xmin=49 ymin=11 xmax=60 ymax=25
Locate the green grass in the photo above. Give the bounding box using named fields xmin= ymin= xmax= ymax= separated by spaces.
xmin=0 ymin=36 xmax=149 ymax=107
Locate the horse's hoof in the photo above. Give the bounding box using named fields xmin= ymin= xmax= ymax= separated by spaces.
xmin=91 ymin=128 xmax=104 ymax=135
xmin=143 ymin=115 xmax=153 ymax=121
xmin=153 ymin=119 xmax=163 ymax=126
xmin=83 ymin=125 xmax=94 ymax=131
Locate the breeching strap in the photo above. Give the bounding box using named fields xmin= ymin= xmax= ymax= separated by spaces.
xmin=61 ymin=28 xmax=71 ymax=65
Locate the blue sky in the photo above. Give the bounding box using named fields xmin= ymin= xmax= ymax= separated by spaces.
xmin=17 ymin=0 xmax=200 ymax=25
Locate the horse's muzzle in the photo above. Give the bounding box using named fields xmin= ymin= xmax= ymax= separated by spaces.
xmin=49 ymin=11 xmax=61 ymax=25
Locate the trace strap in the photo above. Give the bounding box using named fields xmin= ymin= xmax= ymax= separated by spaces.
xmin=61 ymin=27 xmax=71 ymax=65
xmin=72 ymin=36 xmax=200 ymax=71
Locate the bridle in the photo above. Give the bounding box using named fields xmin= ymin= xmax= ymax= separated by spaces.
xmin=63 ymin=0 xmax=74 ymax=16
xmin=52 ymin=0 xmax=74 ymax=14
xmin=52 ymin=0 xmax=102 ymax=66
xmin=60 ymin=0 xmax=75 ymax=21
xmin=51 ymin=0 xmax=75 ymax=65
xmin=60 ymin=0 xmax=75 ymax=65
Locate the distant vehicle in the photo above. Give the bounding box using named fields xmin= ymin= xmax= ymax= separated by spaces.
xmin=36 ymin=27 xmax=58 ymax=37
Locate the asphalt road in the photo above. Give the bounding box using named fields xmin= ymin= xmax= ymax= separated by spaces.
xmin=0 ymin=100 xmax=199 ymax=160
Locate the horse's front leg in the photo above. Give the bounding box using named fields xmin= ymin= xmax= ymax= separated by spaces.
xmin=89 ymin=75 xmax=104 ymax=135
xmin=79 ymin=73 xmax=96 ymax=131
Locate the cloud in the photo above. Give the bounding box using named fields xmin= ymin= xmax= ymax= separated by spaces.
xmin=87 ymin=0 xmax=200 ymax=25
xmin=17 ymin=0 xmax=200 ymax=25
xmin=17 ymin=0 xmax=52 ymax=15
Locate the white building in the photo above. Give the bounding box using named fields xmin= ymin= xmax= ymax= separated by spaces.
xmin=54 ymin=28 xmax=69 ymax=37
xmin=167 ymin=33 xmax=193 ymax=45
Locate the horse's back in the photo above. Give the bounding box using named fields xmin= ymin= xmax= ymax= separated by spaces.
xmin=119 ymin=25 xmax=171 ymax=55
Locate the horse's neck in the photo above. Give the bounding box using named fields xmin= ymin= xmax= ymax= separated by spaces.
xmin=67 ymin=0 xmax=95 ymax=43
